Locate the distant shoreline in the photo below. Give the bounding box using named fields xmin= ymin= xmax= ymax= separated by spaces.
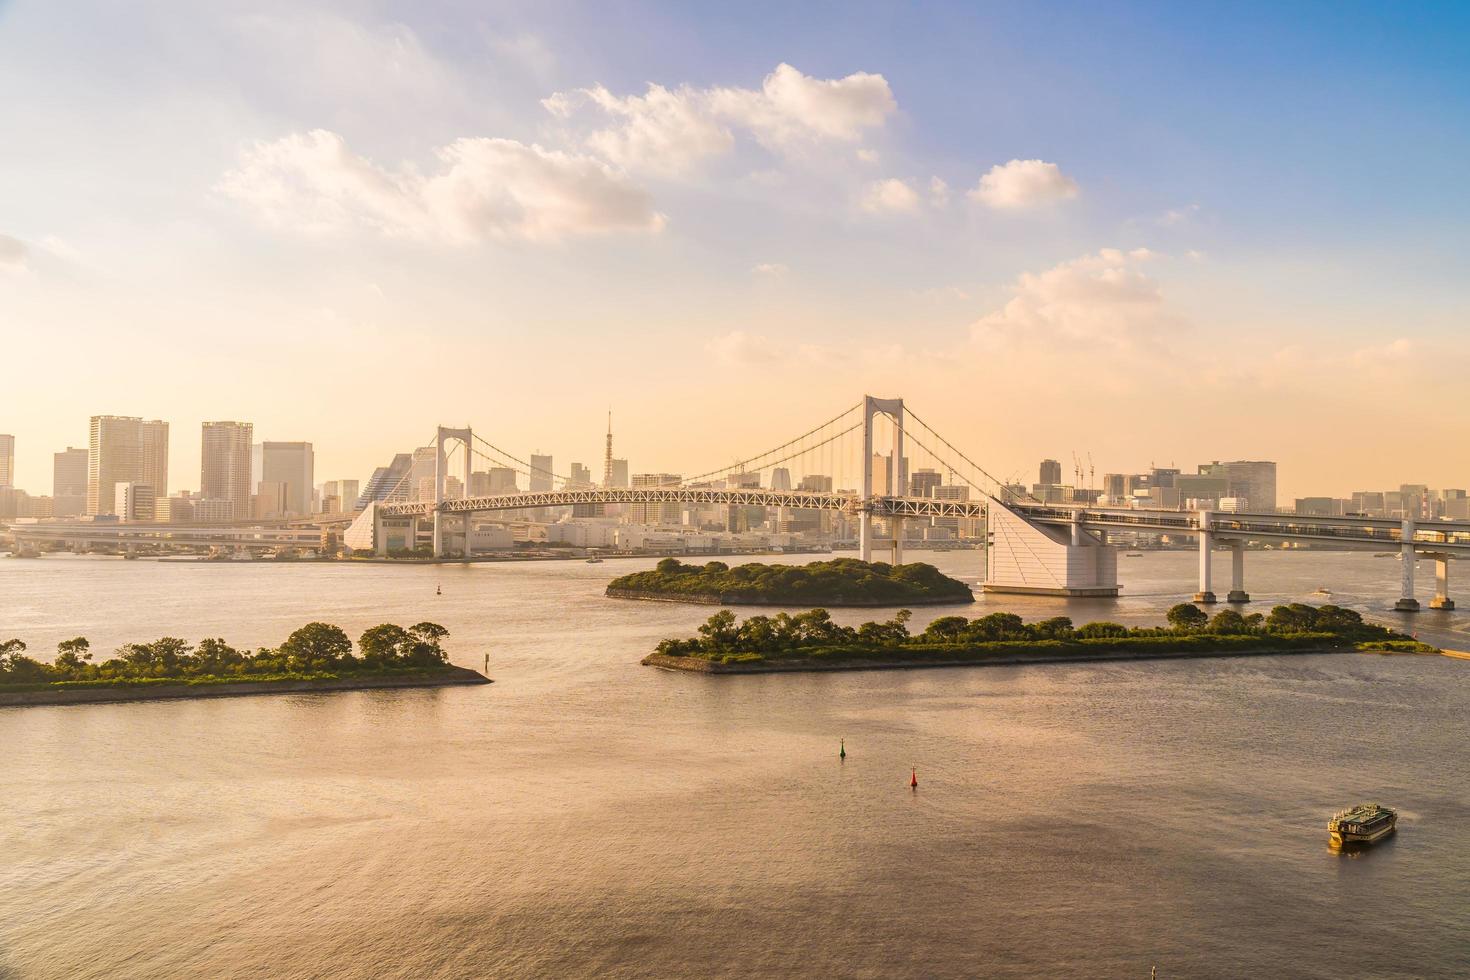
xmin=0 ymin=665 xmax=491 ymax=708
xmin=641 ymin=645 xmax=1431 ymax=675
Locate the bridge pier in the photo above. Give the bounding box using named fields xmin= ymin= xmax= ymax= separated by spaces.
xmin=373 ymin=505 xmax=388 ymax=557
xmin=891 ymin=516 xmax=904 ymax=565
xmin=1226 ymin=541 xmax=1249 ymax=603
xmin=1193 ymin=513 xmax=1217 ymax=603
xmin=1430 ymin=554 xmax=1453 ymax=610
xmin=1395 ymin=520 xmax=1420 ymax=611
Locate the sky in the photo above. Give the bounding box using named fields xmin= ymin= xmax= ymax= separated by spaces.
xmin=2 ymin=0 xmax=1468 ymax=501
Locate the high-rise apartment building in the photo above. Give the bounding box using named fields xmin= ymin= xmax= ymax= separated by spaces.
xmin=569 ymin=462 xmax=593 ymax=488
xmin=116 ymin=481 xmax=156 ymax=522
xmin=798 ymin=474 xmax=834 ymax=492
xmin=53 ymin=447 xmax=88 ymax=517
xmin=0 ymin=434 xmax=14 ymax=488
xmin=140 ymin=420 xmax=169 ymax=497
xmin=609 ymin=459 xmax=629 ymax=488
xmin=339 ymin=479 xmax=359 ymax=511
xmin=1039 ymin=458 xmax=1062 ymax=486
xmin=530 ymin=454 xmax=554 ymax=493
xmin=260 ymin=441 xmax=314 ymax=516
xmin=200 ymin=421 xmax=253 ymax=519
xmin=88 ymin=415 xmax=144 ymax=516
xmin=1198 ymin=461 xmax=1277 ymax=512
xmin=770 ymin=467 xmax=792 ymax=491
xmin=630 ymin=473 xmax=682 ymax=525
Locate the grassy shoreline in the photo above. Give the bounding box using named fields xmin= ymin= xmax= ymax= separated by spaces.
xmin=642 ymin=643 xmax=1428 ymax=675
xmin=0 ymin=665 xmax=489 ymax=707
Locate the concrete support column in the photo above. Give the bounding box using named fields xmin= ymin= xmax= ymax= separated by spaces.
xmin=1226 ymin=541 xmax=1250 ymax=603
xmin=462 ymin=512 xmax=474 ymax=560
xmin=1430 ymin=555 xmax=1454 ymax=610
xmin=859 ymin=511 xmax=873 ymax=562
xmin=1194 ymin=511 xmax=1217 ymax=603
xmin=1396 ymin=519 xmax=1420 ymax=611
xmin=891 ymin=515 xmax=904 ymax=565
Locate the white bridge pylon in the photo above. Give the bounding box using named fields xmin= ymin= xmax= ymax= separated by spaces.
xmin=859 ymin=395 xmax=905 ymax=565
xmin=432 ymin=425 xmax=473 ymax=558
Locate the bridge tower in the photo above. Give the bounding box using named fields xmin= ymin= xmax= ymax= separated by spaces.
xmin=860 ymin=395 xmax=905 ymax=564
xmin=433 ymin=426 xmax=474 ymax=559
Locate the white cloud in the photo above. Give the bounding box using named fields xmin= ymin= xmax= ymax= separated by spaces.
xmin=860 ymin=177 xmax=920 ymax=214
xmin=751 ymin=262 xmax=789 ymax=276
xmin=928 ymin=176 xmax=951 ymax=208
xmin=218 ymin=130 xmax=665 ymax=244
xmin=706 ymin=329 xmax=783 ymax=365
xmin=969 ymin=159 xmax=1079 ymax=209
xmin=0 ymin=234 xmax=29 ymax=269
xmin=856 ymin=148 xmax=880 ymax=164
xmin=971 ymin=248 xmax=1178 ymax=348
xmin=1158 ymin=203 xmax=1201 ymax=226
xmin=546 ymin=63 xmax=896 ymax=173
xmin=1352 ymin=337 xmax=1414 ymax=367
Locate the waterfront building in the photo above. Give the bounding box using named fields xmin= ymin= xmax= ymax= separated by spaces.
xmin=200 ymin=421 xmax=253 ymax=520
xmin=53 ymin=446 xmax=87 ymax=517
xmin=260 ymin=441 xmax=314 ymax=516
xmin=357 ymin=454 xmax=412 ymax=508
xmin=0 ymin=434 xmax=13 ymax=488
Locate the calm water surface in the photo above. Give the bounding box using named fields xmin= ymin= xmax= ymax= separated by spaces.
xmin=2 ymin=551 xmax=1468 ymax=978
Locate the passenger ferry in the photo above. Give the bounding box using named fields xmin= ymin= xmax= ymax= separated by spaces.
xmin=1328 ymin=803 xmax=1396 ymax=848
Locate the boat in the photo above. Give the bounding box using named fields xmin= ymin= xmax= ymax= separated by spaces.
xmin=586 ymin=557 xmax=604 ymax=564
xmin=1312 ymin=587 xmax=1332 ymax=598
xmin=1328 ymin=803 xmax=1397 ymax=848
xmin=1125 ymin=552 xmax=1144 ymax=558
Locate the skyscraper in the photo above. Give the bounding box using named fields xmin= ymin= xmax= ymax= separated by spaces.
xmin=201 ymin=421 xmax=253 ymax=519
xmin=1039 ymin=459 xmax=1062 ymax=486
xmin=260 ymin=441 xmax=314 ymax=516
xmin=140 ymin=420 xmax=169 ymax=497
xmin=910 ymin=468 xmax=942 ymax=498
xmin=609 ymin=459 xmax=629 ymax=488
xmin=53 ymin=447 xmax=88 ymax=517
xmin=569 ymin=462 xmax=593 ymax=488
xmin=530 ymin=454 xmax=554 ymax=493
xmin=0 ymin=434 xmax=14 ymax=488
xmin=770 ymin=467 xmax=792 ymax=491
xmin=89 ymin=415 xmax=143 ymax=516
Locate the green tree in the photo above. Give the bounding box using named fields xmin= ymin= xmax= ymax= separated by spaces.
xmin=279 ymin=622 xmax=353 ymax=671
xmin=919 ymin=616 xmax=971 ymax=643
xmin=54 ymin=637 xmax=92 ymax=675
xmin=1166 ymin=603 xmax=1210 ymax=630
xmin=359 ymin=624 xmax=412 ymax=665
xmin=1207 ymin=609 xmax=1251 ymax=634
xmin=1076 ymin=621 xmax=1129 ymax=639
xmin=697 ymin=610 xmax=740 ymax=651
xmin=1030 ymin=617 xmax=1074 ymax=640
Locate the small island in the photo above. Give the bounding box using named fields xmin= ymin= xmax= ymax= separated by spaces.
xmin=607 ymin=557 xmax=975 ymax=607
xmin=642 ymin=602 xmax=1435 ymax=674
xmin=0 ymin=621 xmax=489 ymax=707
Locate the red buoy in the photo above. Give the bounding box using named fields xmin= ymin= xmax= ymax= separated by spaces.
xmin=910 ymin=768 xmax=918 ymax=790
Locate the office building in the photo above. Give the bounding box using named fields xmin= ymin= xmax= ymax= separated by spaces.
xmin=52 ymin=447 xmax=88 ymax=517
xmin=200 ymin=421 xmax=253 ymax=520
xmin=569 ymin=462 xmax=593 ymax=488
xmin=1038 ymin=458 xmax=1062 ymax=487
xmin=770 ymin=467 xmax=792 ymax=491
xmin=0 ymin=434 xmax=13 ymax=488
xmin=116 ymin=481 xmax=155 ymax=522
xmin=260 ymin=441 xmax=314 ymax=516
xmin=910 ymin=468 xmax=942 ymax=498
xmin=1197 ymin=461 xmax=1277 ymax=512
xmin=88 ymin=415 xmax=143 ymax=516
xmin=798 ymin=474 xmax=834 ymax=493
xmin=609 ymin=458 xmax=629 ymax=488
xmin=339 ymin=479 xmax=359 ymax=511
xmin=357 ymin=454 xmax=412 ymax=508
xmin=530 ymin=454 xmax=554 ymax=492
xmin=488 ymin=467 xmax=519 ymax=493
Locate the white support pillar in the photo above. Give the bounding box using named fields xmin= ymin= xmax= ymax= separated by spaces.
xmin=1194 ymin=510 xmax=1216 ymax=603
xmin=859 ymin=395 xmax=904 ymax=565
xmin=462 ymin=512 xmax=474 ymax=560
xmin=1226 ymin=540 xmax=1249 ymax=603
xmin=1430 ymin=555 xmax=1453 ymax=610
xmin=1396 ymin=519 xmax=1419 ymax=611
xmin=374 ymin=505 xmax=387 ymax=557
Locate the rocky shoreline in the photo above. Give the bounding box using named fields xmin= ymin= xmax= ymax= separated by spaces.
xmin=0 ymin=665 xmax=491 ymax=708
xmin=640 ymin=645 xmax=1405 ymax=675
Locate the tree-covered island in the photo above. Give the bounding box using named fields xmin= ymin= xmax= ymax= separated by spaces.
xmin=607 ymin=557 xmax=975 ymax=606
xmin=0 ymin=621 xmax=489 ymax=707
xmin=643 ymin=602 xmax=1435 ymax=673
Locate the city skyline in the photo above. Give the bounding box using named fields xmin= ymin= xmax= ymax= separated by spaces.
xmin=3 ymin=2 xmax=1470 ymax=500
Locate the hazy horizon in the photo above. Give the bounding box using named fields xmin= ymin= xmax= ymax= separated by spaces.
xmin=3 ymin=1 xmax=1468 ymax=501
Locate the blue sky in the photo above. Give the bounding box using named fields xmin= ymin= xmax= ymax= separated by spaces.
xmin=1 ymin=1 xmax=1467 ymax=498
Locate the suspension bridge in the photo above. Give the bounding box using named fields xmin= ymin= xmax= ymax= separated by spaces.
xmin=8 ymin=395 xmax=1469 ymax=610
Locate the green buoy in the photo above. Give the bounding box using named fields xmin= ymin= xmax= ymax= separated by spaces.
xmin=839 ymin=739 xmax=846 ymax=761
